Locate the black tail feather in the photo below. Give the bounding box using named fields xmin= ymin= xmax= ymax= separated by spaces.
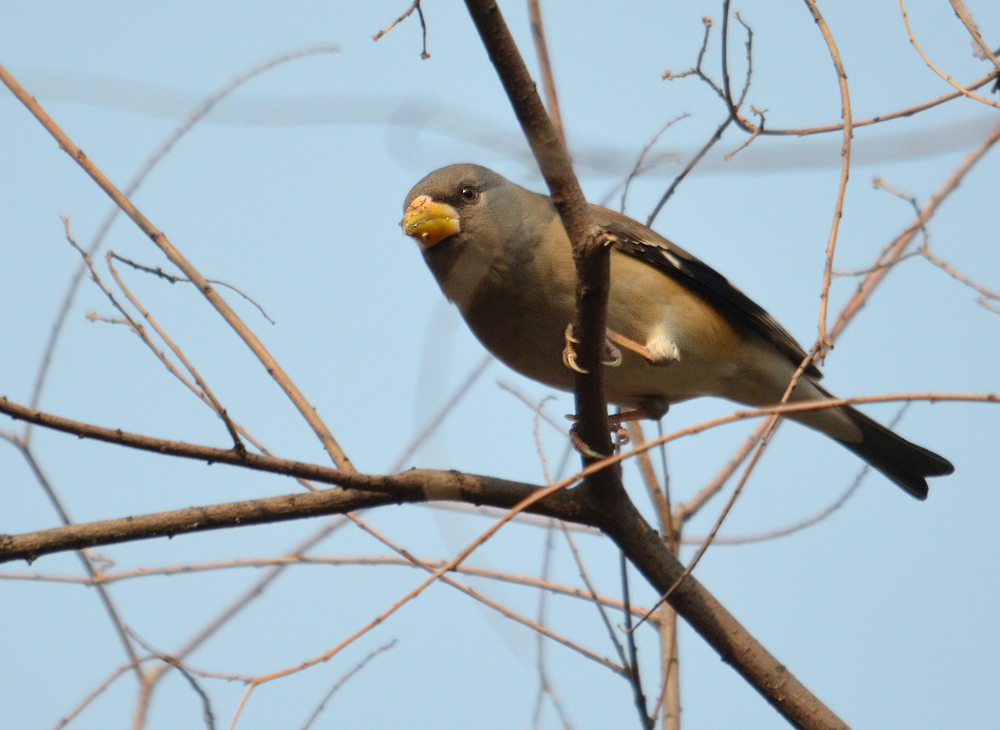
xmin=836 ymin=406 xmax=954 ymax=500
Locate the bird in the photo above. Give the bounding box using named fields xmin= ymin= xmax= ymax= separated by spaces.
xmin=400 ymin=163 xmax=953 ymax=499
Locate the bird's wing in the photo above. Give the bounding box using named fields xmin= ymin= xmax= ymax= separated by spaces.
xmin=592 ymin=204 xmax=822 ymax=380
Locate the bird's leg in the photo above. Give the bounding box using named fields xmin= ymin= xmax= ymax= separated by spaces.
xmin=562 ymin=324 xmax=627 ymax=375
xmin=605 ymin=329 xmax=656 ymax=364
xmin=607 ymin=328 xmax=679 ymax=366
xmin=566 ymin=397 xmax=669 ymax=454
xmin=606 ymin=398 xmax=670 ymax=445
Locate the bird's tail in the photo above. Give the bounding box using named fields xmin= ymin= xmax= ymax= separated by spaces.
xmin=826 ymin=405 xmax=953 ymax=500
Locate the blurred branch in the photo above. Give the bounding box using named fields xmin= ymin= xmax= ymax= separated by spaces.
xmin=528 ymin=0 xmax=565 ymax=147
xmin=949 ymin=0 xmax=1000 ymax=76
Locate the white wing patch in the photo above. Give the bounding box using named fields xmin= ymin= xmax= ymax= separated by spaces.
xmin=657 ymin=247 xmax=683 ymax=269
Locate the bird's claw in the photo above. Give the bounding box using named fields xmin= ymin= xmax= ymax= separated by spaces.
xmin=562 ymin=324 xmax=588 ymax=374
xmin=612 ymin=425 xmax=631 ymax=446
xmin=562 ymin=324 xmax=624 ymax=373
xmin=602 ymin=342 xmax=623 ymax=368
xmin=568 ymin=424 xmax=606 ymax=459
xmin=565 ymin=415 xmax=632 ymax=457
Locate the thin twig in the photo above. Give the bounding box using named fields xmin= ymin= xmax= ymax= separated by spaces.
xmin=803 ymin=0 xmax=853 ymax=357
xmin=899 ymin=0 xmax=1000 ymax=110
xmin=561 ymin=525 xmax=628 ymax=667
xmin=0 ymin=62 xmax=354 ymax=473
xmin=620 ymin=552 xmax=653 ymax=730
xmin=106 ymin=251 xmax=246 ymax=454
xmin=948 ymin=1 xmax=1000 ymax=76
xmin=373 ymin=1 xmax=431 ymax=59
xmin=676 ymin=420 xmax=772 ymax=523
xmin=646 ymin=115 xmax=732 ymax=228
xmin=620 ymin=114 xmax=689 ymax=215
xmin=227 ymin=684 xmax=256 ymax=730
xmin=2 ymin=556 xmax=661 ymax=625
xmin=343 ymin=512 xmax=627 ymax=678
xmin=109 ymin=253 xmax=275 ymax=324
xmin=830 ymin=121 xmax=1000 ymax=340
xmin=702 ymin=404 xmax=910 ymax=546
xmin=919 ymin=245 xmax=1000 ymax=306
xmin=647 ymin=1 xmax=754 ymax=227
xmin=26 ymin=45 xmax=338 ymax=419
xmin=127 ymin=631 xmax=216 ymax=730
xmin=300 ymin=640 xmax=398 ymax=730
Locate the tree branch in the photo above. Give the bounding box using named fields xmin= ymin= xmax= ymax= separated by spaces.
xmin=0 ymin=62 xmax=354 ymax=473
xmin=462 ymin=0 xmax=614 ymax=473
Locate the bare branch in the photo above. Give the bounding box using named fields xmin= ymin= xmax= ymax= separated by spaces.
xmin=373 ymin=1 xmax=430 ymax=59
xmin=830 ymin=121 xmax=1000 ymax=339
xmin=26 ymin=45 xmax=338 ymax=418
xmin=899 ymin=0 xmax=1000 ymax=110
xmin=300 ymin=640 xmax=398 ymax=730
xmin=109 ymin=252 xmax=275 ymax=325
xmin=802 ymin=0 xmax=853 ymax=356
xmin=0 ymin=62 xmax=355 ymax=473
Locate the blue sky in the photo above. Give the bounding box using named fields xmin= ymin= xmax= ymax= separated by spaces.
xmin=1 ymin=2 xmax=998 ymax=729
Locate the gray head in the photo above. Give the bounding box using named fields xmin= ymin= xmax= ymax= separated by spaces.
xmin=401 ymin=164 xmax=549 ymax=252
xmin=400 ymin=164 xmax=553 ymax=307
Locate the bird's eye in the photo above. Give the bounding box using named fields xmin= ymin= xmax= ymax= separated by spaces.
xmin=460 ymin=185 xmax=478 ymax=202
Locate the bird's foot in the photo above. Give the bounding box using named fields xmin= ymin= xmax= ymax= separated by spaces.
xmin=562 ymin=324 xmax=627 ymax=374
xmin=565 ymin=416 xmax=631 ymax=457
xmin=562 ymin=324 xmax=587 ymax=374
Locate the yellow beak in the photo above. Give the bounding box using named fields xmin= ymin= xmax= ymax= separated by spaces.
xmin=400 ymin=195 xmax=461 ymax=250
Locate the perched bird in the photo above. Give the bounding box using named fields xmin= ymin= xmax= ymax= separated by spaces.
xmin=400 ymin=164 xmax=953 ymax=499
